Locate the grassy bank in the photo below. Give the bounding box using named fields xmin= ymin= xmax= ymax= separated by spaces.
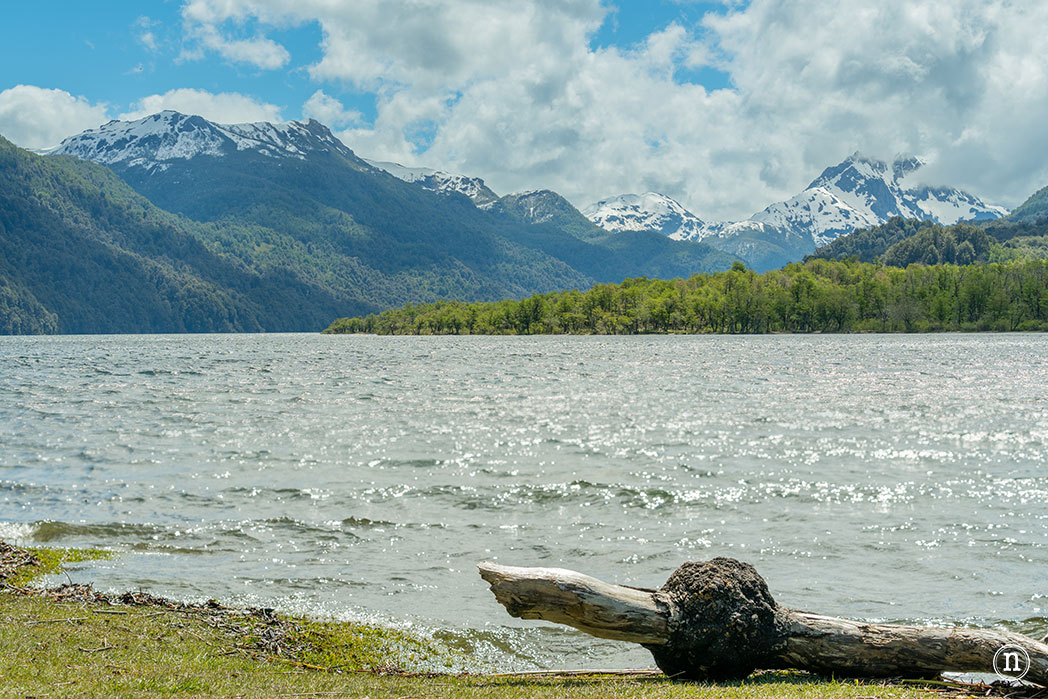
xmin=0 ymin=542 xmax=969 ymax=697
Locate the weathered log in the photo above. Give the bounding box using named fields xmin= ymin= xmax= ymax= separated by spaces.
xmin=478 ymin=557 xmax=1048 ymax=685
xmin=477 ymin=562 xmax=667 ymax=644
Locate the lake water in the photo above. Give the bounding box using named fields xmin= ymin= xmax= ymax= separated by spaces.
xmin=2 ymin=333 xmax=1047 ymax=670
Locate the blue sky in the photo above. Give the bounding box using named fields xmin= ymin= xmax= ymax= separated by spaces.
xmin=0 ymin=1 xmax=732 ymax=130
xmin=2 ymin=1 xmax=1046 ymax=220
xmin=2 ymin=1 xmax=327 ymax=119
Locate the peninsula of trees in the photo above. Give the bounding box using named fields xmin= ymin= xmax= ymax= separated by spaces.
xmin=324 ymin=258 xmax=1048 ymax=335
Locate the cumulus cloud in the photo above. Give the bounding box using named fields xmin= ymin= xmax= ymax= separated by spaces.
xmin=120 ymin=88 xmax=283 ymax=123
xmin=180 ymin=2 xmax=290 ymax=70
xmin=0 ymin=85 xmax=109 ymax=149
xmin=182 ymin=1 xmax=1048 ymax=217
xmin=702 ymin=2 xmax=1048 ymax=210
xmin=194 ymin=26 xmax=289 ymax=70
xmin=302 ymin=90 xmax=361 ymax=128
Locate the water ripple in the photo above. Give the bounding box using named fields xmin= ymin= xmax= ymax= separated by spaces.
xmin=2 ymin=332 xmax=1047 ymax=670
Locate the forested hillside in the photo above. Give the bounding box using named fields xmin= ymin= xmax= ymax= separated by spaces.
xmin=101 ymin=121 xmax=734 ymax=292
xmin=1007 ymin=185 xmax=1048 ymax=223
xmin=809 ymin=199 xmax=1048 ymax=267
xmin=0 ymin=136 xmax=355 ymax=333
xmin=1 ymin=120 xmax=734 ymax=334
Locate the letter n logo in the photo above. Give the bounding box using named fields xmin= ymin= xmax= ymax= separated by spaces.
xmin=993 ymin=644 xmax=1030 ymax=680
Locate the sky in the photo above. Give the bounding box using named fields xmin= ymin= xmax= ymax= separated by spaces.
xmin=1 ymin=1 xmax=1047 ymax=221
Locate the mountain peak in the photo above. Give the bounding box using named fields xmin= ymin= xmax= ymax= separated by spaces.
xmin=844 ymin=150 xmax=877 ymax=164
xmin=585 ymin=153 xmax=1005 ymax=264
xmin=582 ymin=192 xmax=707 ymax=241
xmin=891 ymin=154 xmax=924 ymax=177
xmin=809 ymin=152 xmax=890 ymax=190
xmin=757 ymin=152 xmax=1003 ymax=246
xmin=505 ymin=188 xmax=561 ymax=201
xmin=814 ymin=152 xmax=926 ymax=189
xmin=498 ymin=189 xmax=582 ymax=225
xmin=49 ymin=112 xmax=356 ymax=171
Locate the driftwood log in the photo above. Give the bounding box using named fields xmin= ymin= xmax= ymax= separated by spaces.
xmin=478 ymin=557 xmax=1048 ymax=685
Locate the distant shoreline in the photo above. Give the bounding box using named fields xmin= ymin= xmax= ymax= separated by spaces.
xmin=325 ymin=258 xmax=1048 ymax=336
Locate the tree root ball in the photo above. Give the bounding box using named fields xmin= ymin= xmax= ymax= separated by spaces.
xmin=645 ymin=557 xmax=788 ymax=680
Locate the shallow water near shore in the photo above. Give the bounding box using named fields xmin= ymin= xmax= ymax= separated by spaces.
xmin=2 ymin=333 xmax=1047 ymax=669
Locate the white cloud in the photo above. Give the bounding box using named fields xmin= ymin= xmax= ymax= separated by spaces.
xmin=195 ymin=26 xmax=289 ymax=70
xmin=183 ymin=1 xmax=1048 ymax=217
xmin=120 ymin=88 xmax=282 ymax=124
xmin=0 ymin=85 xmax=109 ymax=149
xmin=701 ymin=1 xmax=1048 ymax=210
xmin=302 ymin=90 xmax=360 ymax=128
xmin=135 ymin=16 xmax=160 ymax=53
xmin=180 ymin=2 xmax=290 ymax=70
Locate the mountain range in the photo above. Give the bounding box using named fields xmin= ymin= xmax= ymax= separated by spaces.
xmin=581 ymin=153 xmax=1007 ymax=271
xmin=1 ymin=109 xmax=1035 ymax=334
xmin=0 ymin=111 xmax=733 ymax=333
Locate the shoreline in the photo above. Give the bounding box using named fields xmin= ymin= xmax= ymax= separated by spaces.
xmin=0 ymin=541 xmax=1031 ymax=698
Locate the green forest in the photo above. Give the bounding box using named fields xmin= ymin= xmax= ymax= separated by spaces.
xmin=808 ymin=215 xmax=1048 ymax=265
xmin=325 ymin=258 xmax=1048 ymax=335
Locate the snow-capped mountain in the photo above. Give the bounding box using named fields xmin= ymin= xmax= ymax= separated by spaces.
xmin=750 ymin=152 xmax=1007 ymax=247
xmin=47 ymin=110 xmax=361 ymax=172
xmin=38 ymin=110 xmax=736 ymax=297
xmin=364 ymin=159 xmax=499 ymax=207
xmin=582 ymin=192 xmax=707 ymax=241
xmin=584 ymin=153 xmax=1007 ymax=267
xmin=48 ymin=112 xmax=1005 ymax=277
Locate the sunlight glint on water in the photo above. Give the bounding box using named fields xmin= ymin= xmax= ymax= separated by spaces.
xmin=1 ymin=333 xmax=1047 ymax=669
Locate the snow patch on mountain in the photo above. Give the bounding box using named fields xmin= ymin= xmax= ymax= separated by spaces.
xmin=582 ymin=192 xmax=707 ymax=240
xmin=911 ymin=186 xmax=1009 ymax=223
xmin=749 ymin=185 xmax=873 ymax=247
xmin=769 ymin=152 xmax=1006 ymax=246
xmin=504 ymin=190 xmax=555 ymax=223
xmin=700 ymin=219 xmax=795 ymax=241
xmin=49 ymin=111 xmax=355 ymax=171
xmin=365 ymin=159 xmax=499 ymax=207
xmin=219 ymin=120 xmax=340 ymax=157
xmin=585 ymin=153 xmax=1007 ymax=252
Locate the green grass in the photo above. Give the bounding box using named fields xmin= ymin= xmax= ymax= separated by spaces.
xmin=271 ymin=616 xmax=460 ymax=672
xmin=4 ymin=545 xmax=113 ymax=588
xmin=0 ymin=597 xmax=935 ymax=698
xmin=0 ymin=545 xmax=940 ymax=697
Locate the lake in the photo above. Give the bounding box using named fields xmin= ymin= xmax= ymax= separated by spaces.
xmin=1 ymin=333 xmax=1046 ymax=670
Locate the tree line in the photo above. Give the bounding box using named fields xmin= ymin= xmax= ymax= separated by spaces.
xmin=324 ymin=258 xmax=1048 ymax=335
xmin=809 ymin=216 xmax=1048 ymax=266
